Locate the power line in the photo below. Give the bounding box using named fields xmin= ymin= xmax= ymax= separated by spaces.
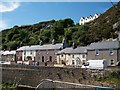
xmin=109 ymin=0 xmax=114 ymax=7
xmin=109 ymin=0 xmax=119 ymax=11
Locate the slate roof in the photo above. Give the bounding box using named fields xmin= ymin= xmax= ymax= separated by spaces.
xmin=88 ymin=41 xmax=120 ymax=50
xmin=0 ymin=51 xmax=16 ymax=55
xmin=57 ymin=47 xmax=87 ymax=54
xmin=17 ymin=43 xmax=63 ymax=51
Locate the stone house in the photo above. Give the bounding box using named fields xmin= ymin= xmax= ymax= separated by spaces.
xmin=87 ymin=41 xmax=120 ymax=66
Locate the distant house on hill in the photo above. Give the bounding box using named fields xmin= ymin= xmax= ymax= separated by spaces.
xmin=79 ymin=13 xmax=100 ymax=25
xmin=16 ymin=39 xmax=67 ymax=65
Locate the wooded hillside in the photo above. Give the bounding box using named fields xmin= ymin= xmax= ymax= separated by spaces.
xmin=1 ymin=2 xmax=120 ymax=50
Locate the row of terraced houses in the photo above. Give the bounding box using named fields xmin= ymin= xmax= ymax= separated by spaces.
xmin=17 ymin=32 xmax=120 ymax=66
xmin=1 ymin=33 xmax=120 ymax=67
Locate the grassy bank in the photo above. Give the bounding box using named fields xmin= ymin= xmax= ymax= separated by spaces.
xmin=95 ymin=71 xmax=120 ymax=87
xmin=0 ymin=83 xmax=17 ymax=90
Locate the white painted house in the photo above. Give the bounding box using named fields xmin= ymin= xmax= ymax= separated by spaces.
xmin=17 ymin=46 xmax=36 ymax=61
xmin=79 ymin=13 xmax=100 ymax=25
xmin=57 ymin=46 xmax=87 ymax=67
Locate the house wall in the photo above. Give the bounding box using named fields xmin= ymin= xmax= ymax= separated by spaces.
xmin=66 ymin=54 xmax=87 ymax=66
xmin=1 ymin=54 xmax=15 ymax=62
xmin=118 ymin=49 xmax=120 ymax=63
xmin=87 ymin=49 xmax=118 ymax=66
xmin=57 ymin=53 xmax=87 ymax=66
xmin=36 ymin=49 xmax=60 ymax=63
xmin=22 ymin=50 xmax=36 ymax=61
xmin=57 ymin=54 xmax=66 ymax=64
xmin=79 ymin=14 xmax=100 ymax=25
xmin=79 ymin=18 xmax=85 ymax=25
xmin=16 ymin=51 xmax=22 ymax=61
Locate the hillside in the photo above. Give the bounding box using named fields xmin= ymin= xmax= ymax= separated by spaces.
xmin=1 ymin=2 xmax=120 ymax=50
xmin=85 ymin=2 xmax=120 ymax=44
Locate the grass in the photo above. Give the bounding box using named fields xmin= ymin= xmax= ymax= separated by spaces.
xmin=95 ymin=71 xmax=120 ymax=86
xmin=0 ymin=83 xmax=17 ymax=90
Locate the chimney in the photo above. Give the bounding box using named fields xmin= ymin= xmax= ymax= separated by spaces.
xmin=115 ymin=31 xmax=120 ymax=41
xmin=62 ymin=38 xmax=67 ymax=49
xmin=39 ymin=40 xmax=43 ymax=46
xmin=72 ymin=42 xmax=77 ymax=49
xmin=52 ymin=39 xmax=55 ymax=45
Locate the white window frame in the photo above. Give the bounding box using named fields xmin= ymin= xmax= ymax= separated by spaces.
xmin=109 ymin=49 xmax=114 ymax=55
xmin=95 ymin=49 xmax=99 ymax=55
xmin=30 ymin=50 xmax=32 ymax=55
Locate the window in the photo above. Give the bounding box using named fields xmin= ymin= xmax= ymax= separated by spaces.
xmin=38 ymin=57 xmax=40 ymax=62
xmin=82 ymin=54 xmax=85 ymax=58
xmin=111 ymin=60 xmax=114 ymax=65
xmin=46 ymin=50 xmax=48 ymax=54
xmin=42 ymin=56 xmax=44 ymax=62
xmin=109 ymin=49 xmax=114 ymax=55
xmin=54 ymin=49 xmax=56 ymax=54
xmin=34 ymin=57 xmax=35 ymax=61
xmin=38 ymin=50 xmax=40 ymax=55
xmin=24 ymin=51 xmax=26 ymax=56
xmin=76 ymin=60 xmax=80 ymax=65
xmin=72 ymin=60 xmax=74 ymax=65
xmin=46 ymin=57 xmax=48 ymax=62
xmin=61 ymin=54 xmax=63 ymax=57
xmin=30 ymin=50 xmax=32 ymax=54
xmin=82 ymin=60 xmax=85 ymax=65
xmin=72 ymin=55 xmax=74 ymax=58
xmin=49 ymin=56 xmax=52 ymax=62
xmin=95 ymin=49 xmax=99 ymax=55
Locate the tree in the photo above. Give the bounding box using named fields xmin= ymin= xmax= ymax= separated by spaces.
xmin=64 ymin=18 xmax=74 ymax=27
xmin=7 ymin=41 xmax=18 ymax=50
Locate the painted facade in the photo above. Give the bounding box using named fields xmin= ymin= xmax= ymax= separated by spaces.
xmin=57 ymin=47 xmax=87 ymax=67
xmin=79 ymin=13 xmax=100 ymax=25
xmin=16 ymin=39 xmax=67 ymax=65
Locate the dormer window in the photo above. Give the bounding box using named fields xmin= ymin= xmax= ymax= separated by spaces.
xmin=109 ymin=49 xmax=114 ymax=55
xmin=95 ymin=49 xmax=99 ymax=55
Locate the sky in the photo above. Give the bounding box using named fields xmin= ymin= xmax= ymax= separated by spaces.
xmin=0 ymin=1 xmax=119 ymax=31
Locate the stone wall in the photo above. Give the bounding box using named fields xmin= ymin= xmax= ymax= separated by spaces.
xmin=1 ymin=64 xmax=88 ymax=87
xmin=1 ymin=64 xmax=119 ymax=88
